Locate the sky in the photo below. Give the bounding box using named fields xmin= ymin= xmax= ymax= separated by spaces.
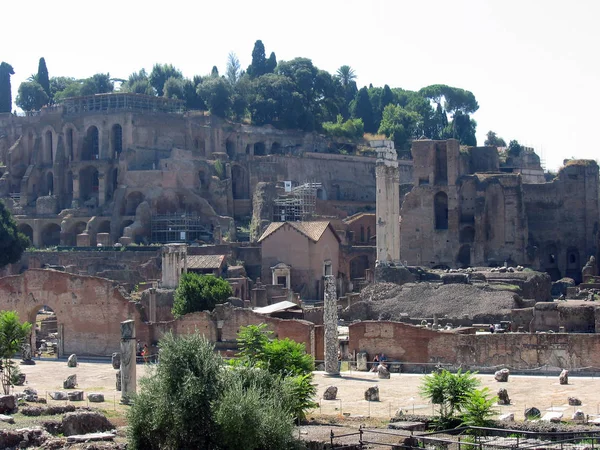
xmin=3 ymin=0 xmax=599 ymax=171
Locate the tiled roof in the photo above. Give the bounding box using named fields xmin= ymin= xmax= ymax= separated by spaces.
xmin=187 ymin=254 xmax=226 ymax=270
xmin=258 ymin=221 xmax=339 ymax=243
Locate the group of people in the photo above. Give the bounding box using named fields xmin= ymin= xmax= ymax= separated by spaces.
xmin=370 ymin=352 xmax=388 ymax=372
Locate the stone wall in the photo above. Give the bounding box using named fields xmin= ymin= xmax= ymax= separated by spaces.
xmin=349 ymin=320 xmax=600 ymax=371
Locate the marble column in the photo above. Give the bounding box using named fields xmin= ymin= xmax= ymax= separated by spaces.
xmin=323 ymin=275 xmax=339 ymax=376
xmin=120 ymin=320 xmax=136 ymax=404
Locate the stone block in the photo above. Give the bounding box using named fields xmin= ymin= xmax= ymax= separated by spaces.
xmin=568 ymin=397 xmax=582 ymax=406
xmin=572 ymin=410 xmax=585 ymax=421
xmin=364 ymin=386 xmax=379 ymax=402
xmin=524 ymin=407 xmax=541 ymax=420
xmin=87 ymin=393 xmax=105 ymax=403
xmin=97 ymin=233 xmax=111 ymax=246
xmin=499 ymin=413 xmax=514 ymax=422
xmin=67 ymin=391 xmax=83 ymax=401
xmin=0 ymin=414 xmax=14 ymax=423
xmin=323 ymin=386 xmax=338 ymax=400
xmin=35 ymin=195 xmax=59 ymax=215
xmin=49 ymin=392 xmax=68 ymax=400
xmin=356 ymin=352 xmax=368 ymax=371
xmin=495 ymin=368 xmax=510 ymax=382
xmin=377 ymin=365 xmax=390 ymax=379
xmin=497 ymin=388 xmax=510 ymax=405
xmin=559 ymin=369 xmax=569 ymax=385
xmin=111 ymin=353 xmax=121 ymax=369
xmin=0 ymin=395 xmax=17 ymax=414
xmin=63 ymin=374 xmax=77 ymax=389
xmin=119 ymin=237 xmax=132 ymax=246
xmin=67 ymin=354 xmax=77 ymax=367
xmin=76 ymin=233 xmax=90 ymax=247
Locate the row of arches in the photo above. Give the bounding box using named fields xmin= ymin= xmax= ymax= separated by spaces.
xmin=36 ymin=123 xmax=123 ymax=165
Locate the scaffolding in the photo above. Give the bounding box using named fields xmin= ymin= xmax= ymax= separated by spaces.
xmin=62 ymin=93 xmax=185 ymax=115
xmin=150 ymin=213 xmax=213 ymax=244
xmin=273 ymin=182 xmax=321 ymax=222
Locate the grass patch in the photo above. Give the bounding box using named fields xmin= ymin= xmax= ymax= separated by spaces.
xmin=487 ymin=283 xmax=521 ymax=292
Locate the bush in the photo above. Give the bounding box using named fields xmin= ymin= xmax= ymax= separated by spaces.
xmin=322 ymin=115 xmax=364 ymax=140
xmin=460 ymin=388 xmax=497 ymax=428
xmin=172 ymin=272 xmax=232 ymax=317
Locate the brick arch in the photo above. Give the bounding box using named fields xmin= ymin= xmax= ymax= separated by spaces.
xmin=0 ymin=270 xmax=143 ymax=356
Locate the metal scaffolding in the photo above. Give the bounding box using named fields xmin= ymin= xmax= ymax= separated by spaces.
xmin=273 ymin=182 xmax=321 ymax=222
xmin=62 ymin=93 xmax=185 ymax=115
xmin=150 ymin=213 xmax=213 ymax=243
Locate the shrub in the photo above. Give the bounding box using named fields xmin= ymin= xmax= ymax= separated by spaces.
xmin=322 ymin=115 xmax=364 ymax=140
xmin=460 ymin=388 xmax=497 ymax=428
xmin=172 ymin=272 xmax=232 ymax=317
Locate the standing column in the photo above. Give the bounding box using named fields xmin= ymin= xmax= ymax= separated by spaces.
xmin=323 ymin=275 xmax=339 ymax=376
xmin=120 ymin=320 xmax=136 ymax=404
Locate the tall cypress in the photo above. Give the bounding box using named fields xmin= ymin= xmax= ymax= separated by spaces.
xmin=37 ymin=57 xmax=51 ymax=99
xmin=0 ymin=62 xmax=15 ymax=113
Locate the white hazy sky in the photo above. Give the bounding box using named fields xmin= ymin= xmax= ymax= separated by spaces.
xmin=4 ymin=0 xmax=599 ymax=171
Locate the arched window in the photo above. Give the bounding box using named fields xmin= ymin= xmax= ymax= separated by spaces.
xmin=83 ymin=126 xmax=99 ymax=160
xmin=112 ymin=124 xmax=122 ymax=158
xmin=434 ymin=192 xmax=449 ymax=230
xmin=44 ymin=130 xmax=53 ymax=164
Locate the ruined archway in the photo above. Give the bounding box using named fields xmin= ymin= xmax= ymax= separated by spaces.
xmin=254 ymin=142 xmax=266 ymax=156
xmin=111 ymin=124 xmax=123 ymax=158
xmin=125 ymin=191 xmax=144 ymax=215
xmin=434 ymin=191 xmax=449 ymax=230
xmin=226 ymin=139 xmax=236 ymax=159
xmin=543 ymin=242 xmax=561 ymax=281
xmin=18 ymin=223 xmax=33 ymax=244
xmin=231 ymin=165 xmax=249 ymax=199
xmin=350 ymin=255 xmax=370 ymax=280
xmin=66 ymin=128 xmax=74 ymax=161
xmin=65 ymin=221 xmax=87 ymax=246
xmin=41 ymin=223 xmax=61 ymax=247
xmin=271 ymin=142 xmax=282 ymax=154
xmin=33 ymin=306 xmax=59 ymax=359
xmin=97 ymin=220 xmax=111 ymax=234
xmin=44 ymin=130 xmax=53 ymax=164
xmin=79 ymin=166 xmax=99 ymax=202
xmin=82 ymin=126 xmax=99 ymax=161
xmin=457 ymin=244 xmax=471 ymax=268
xmin=459 ymin=226 xmax=475 ymax=243
xmin=193 ymin=138 xmax=206 ymax=157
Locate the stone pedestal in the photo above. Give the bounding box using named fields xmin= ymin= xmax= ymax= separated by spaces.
xmin=76 ymin=233 xmax=90 ymax=247
xmin=120 ymin=320 xmax=136 ymax=404
xmin=97 ymin=233 xmax=111 ymax=246
xmin=323 ymin=275 xmax=339 ymax=376
xmin=119 ymin=237 xmax=132 ymax=246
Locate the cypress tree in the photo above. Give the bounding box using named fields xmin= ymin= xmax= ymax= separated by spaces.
xmin=0 ymin=62 xmax=14 ymax=113
xmin=37 ymin=57 xmax=50 ymax=99
xmin=352 ymin=87 xmax=375 ymax=133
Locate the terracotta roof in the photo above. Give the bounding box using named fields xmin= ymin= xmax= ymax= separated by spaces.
xmin=187 ymin=254 xmax=226 ymax=270
xmin=258 ymin=221 xmax=340 ymax=243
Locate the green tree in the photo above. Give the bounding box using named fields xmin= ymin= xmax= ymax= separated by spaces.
xmin=484 ymin=130 xmax=506 ymax=147
xmin=0 ymin=62 xmax=15 ymax=113
xmin=507 ymin=139 xmax=522 ymax=156
xmin=460 ymin=388 xmax=497 ymax=428
xmin=36 ymin=57 xmax=51 ymax=99
xmin=445 ymin=111 xmax=477 ymax=146
xmin=197 ymin=76 xmax=233 ymax=117
xmin=335 ymin=65 xmax=356 ymax=88
xmin=149 ymin=63 xmax=183 ymax=96
xmin=247 ymin=40 xmax=268 ymax=78
xmin=127 ymin=333 xmax=223 ymax=449
xmin=183 ymin=77 xmax=205 ymax=110
xmin=322 ymin=115 xmax=364 ymax=140
xmin=247 ymin=73 xmax=302 ymax=128
xmin=16 ymin=81 xmax=49 ymax=111
xmin=420 ymin=369 xmax=479 ymax=427
xmin=226 ymin=52 xmax=242 ymax=85
xmin=162 ymin=76 xmax=185 ymax=100
xmin=172 ymin=272 xmax=232 ymax=317
xmin=378 ymin=104 xmax=421 ymax=151
xmin=351 ymin=87 xmax=375 ymax=133
xmin=266 ymin=51 xmax=277 ymax=74
xmin=0 ymin=200 xmax=29 ymax=268
xmin=211 ymin=66 xmax=219 ymax=77
xmin=80 ymin=73 xmax=114 ymax=96
xmin=0 ymin=311 xmax=32 ymax=394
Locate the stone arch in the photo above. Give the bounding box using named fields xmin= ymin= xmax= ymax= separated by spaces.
xmin=459 ymin=226 xmax=475 ymax=243
xmin=44 ymin=129 xmax=53 ymax=164
xmin=253 ymin=142 xmax=266 ymax=156
xmin=18 ymin=223 xmax=34 ymax=243
xmin=97 ymin=220 xmax=111 ymax=234
xmin=108 ymin=167 xmax=118 ymax=200
xmin=125 ymin=191 xmax=144 ymax=216
xmin=79 ymin=166 xmax=99 ymax=202
xmin=41 ymin=223 xmax=61 ymax=247
xmin=65 ymin=221 xmax=87 ymax=246
xmin=64 ymin=126 xmax=75 ymax=161
xmin=434 ymin=191 xmax=449 ymax=230
xmin=566 ymin=247 xmax=581 ymax=282
xmin=111 ymin=123 xmax=123 ymax=158
xmin=349 ymin=255 xmax=370 ymax=280
xmin=82 ymin=126 xmax=99 ymax=161
xmin=271 ymin=142 xmax=282 ymax=154
xmin=45 ymin=171 xmax=54 ymax=195
xmin=231 ymin=165 xmax=249 ymax=199
xmin=457 ymin=244 xmax=471 ymax=268
xmin=316 ymin=188 xmax=327 ymax=200
xmin=225 ymin=139 xmax=236 ymax=159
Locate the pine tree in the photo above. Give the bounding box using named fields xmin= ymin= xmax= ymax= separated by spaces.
xmin=0 ymin=62 xmax=14 ymax=113
xmin=247 ymin=40 xmax=267 ymax=78
xmin=352 ymin=87 xmax=375 ymax=133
